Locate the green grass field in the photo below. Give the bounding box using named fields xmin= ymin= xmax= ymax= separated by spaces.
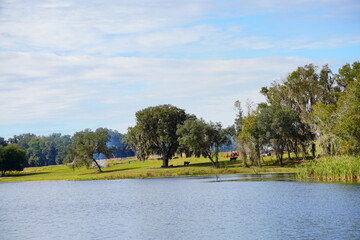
xmin=0 ymin=154 xmax=297 ymax=182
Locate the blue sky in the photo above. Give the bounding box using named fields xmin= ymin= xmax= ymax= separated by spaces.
xmin=0 ymin=0 xmax=359 ymax=138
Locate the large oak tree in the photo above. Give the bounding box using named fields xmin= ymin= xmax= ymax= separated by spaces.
xmin=127 ymin=104 xmax=187 ymax=167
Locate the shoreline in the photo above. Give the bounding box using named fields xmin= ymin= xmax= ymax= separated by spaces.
xmin=2 ymin=156 xmax=358 ymax=183
xmin=0 ymin=171 xmax=298 ymax=183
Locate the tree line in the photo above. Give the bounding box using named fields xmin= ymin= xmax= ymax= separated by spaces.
xmin=0 ymin=129 xmax=134 ymax=175
xmin=1 ymin=61 xmax=358 ymax=175
xmin=123 ymin=61 xmax=359 ymax=169
xmin=236 ymin=61 xmax=359 ymax=167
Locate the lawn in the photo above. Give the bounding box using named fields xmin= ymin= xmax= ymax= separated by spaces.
xmin=0 ymin=154 xmax=298 ymax=182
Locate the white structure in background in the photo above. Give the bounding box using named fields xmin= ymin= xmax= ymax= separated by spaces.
xmin=91 ymin=160 xmax=108 ymax=168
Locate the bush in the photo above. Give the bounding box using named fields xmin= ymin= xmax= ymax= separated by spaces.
xmin=0 ymin=145 xmax=26 ymax=176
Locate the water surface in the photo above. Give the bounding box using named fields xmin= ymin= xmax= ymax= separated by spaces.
xmin=1 ymin=174 xmax=359 ymax=240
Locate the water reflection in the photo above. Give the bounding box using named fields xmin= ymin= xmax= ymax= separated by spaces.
xmin=201 ymin=173 xmax=296 ymax=183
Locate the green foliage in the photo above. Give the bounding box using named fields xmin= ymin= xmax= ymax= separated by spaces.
xmin=257 ymin=104 xmax=301 ymax=166
xmin=233 ymin=101 xmax=249 ymax=167
xmin=124 ymin=125 xmax=153 ymax=161
xmin=233 ymin=100 xmax=244 ymax=135
xmin=127 ymin=104 xmax=187 ymax=167
xmin=177 ymin=119 xmax=231 ymax=168
xmin=335 ymin=62 xmax=360 ymax=89
xmin=107 ymin=129 xmax=134 ymax=158
xmin=312 ymin=102 xmax=338 ymax=155
xmin=8 ymin=134 xmax=36 ymax=166
xmin=259 ymin=62 xmax=360 ymax=158
xmin=65 ymin=128 xmax=113 ymax=172
xmin=41 ymin=133 xmax=72 ymax=165
xmin=7 ymin=133 xmax=71 ymax=167
xmin=0 ymin=137 xmax=7 ymax=147
xmin=26 ymin=137 xmax=45 ymax=166
xmin=335 ymin=80 xmax=360 ymax=155
xmin=0 ymin=145 xmax=25 ymax=176
xmin=240 ymin=113 xmax=262 ymax=167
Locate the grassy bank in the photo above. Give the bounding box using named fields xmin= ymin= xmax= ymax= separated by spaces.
xmin=0 ymin=155 xmax=296 ymax=183
xmin=297 ymin=156 xmax=360 ymax=182
xmin=5 ymin=154 xmax=358 ymax=183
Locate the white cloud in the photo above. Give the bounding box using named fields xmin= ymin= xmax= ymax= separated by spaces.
xmin=0 ymin=0 xmax=210 ymax=54
xmin=1 ymin=0 xmax=358 ymax=56
xmin=0 ymin=52 xmax=321 ymax=134
xmin=0 ymin=0 xmax=359 ymax=137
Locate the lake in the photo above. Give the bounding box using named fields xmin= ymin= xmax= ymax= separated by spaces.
xmin=1 ymin=174 xmax=359 ymax=240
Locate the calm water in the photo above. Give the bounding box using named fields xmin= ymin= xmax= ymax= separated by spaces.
xmin=1 ymin=174 xmax=359 ymax=240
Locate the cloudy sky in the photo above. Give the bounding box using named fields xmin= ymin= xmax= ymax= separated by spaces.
xmin=0 ymin=0 xmax=359 ymax=138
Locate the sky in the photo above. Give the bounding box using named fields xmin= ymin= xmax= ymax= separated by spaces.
xmin=0 ymin=0 xmax=359 ymax=139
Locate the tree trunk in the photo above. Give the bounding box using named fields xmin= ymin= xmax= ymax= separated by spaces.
xmin=162 ymin=156 xmax=169 ymax=168
xmin=92 ymin=159 xmax=102 ymax=172
xmin=241 ymin=151 xmax=248 ymax=168
xmin=277 ymin=152 xmax=284 ymax=167
xmin=287 ymin=143 xmax=291 ymax=160
xmin=255 ymin=142 xmax=261 ymax=168
xmin=293 ymin=141 xmax=299 ymax=160
xmin=311 ymin=143 xmax=316 ymax=159
xmin=294 ymin=146 xmax=299 ymax=160
xmin=301 ymin=144 xmax=306 ymax=160
xmin=239 ymin=141 xmax=248 ymax=167
xmin=208 ymin=155 xmax=219 ymax=168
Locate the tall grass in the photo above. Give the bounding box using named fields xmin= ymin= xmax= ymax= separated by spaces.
xmin=297 ymin=156 xmax=360 ymax=182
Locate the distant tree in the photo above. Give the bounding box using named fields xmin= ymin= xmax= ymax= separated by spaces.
xmin=8 ymin=133 xmax=36 ymax=148
xmin=54 ymin=134 xmax=72 ymax=164
xmin=42 ymin=134 xmax=59 ymax=165
xmin=26 ymin=137 xmax=45 ymax=166
xmin=8 ymin=133 xmax=36 ymax=167
xmin=0 ymin=137 xmax=7 ymax=147
xmin=65 ymin=128 xmax=113 ymax=172
xmin=177 ymin=119 xmax=231 ymax=168
xmin=107 ymin=129 xmax=134 ymax=158
xmin=43 ymin=138 xmax=57 ymax=165
xmin=0 ymin=145 xmax=25 ymax=176
xmin=6 ymin=133 xmax=71 ymax=167
xmin=128 ymin=104 xmax=187 ymax=167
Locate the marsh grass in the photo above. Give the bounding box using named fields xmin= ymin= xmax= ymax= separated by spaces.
xmin=297 ymin=156 xmax=360 ymax=182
